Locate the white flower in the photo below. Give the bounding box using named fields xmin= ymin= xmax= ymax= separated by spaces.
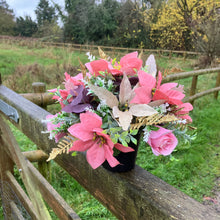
xmin=86 ymin=52 xmax=96 ymax=61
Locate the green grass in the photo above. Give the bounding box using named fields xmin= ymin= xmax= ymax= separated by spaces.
xmin=136 ymin=99 xmax=220 ymax=202
xmin=0 ymin=42 xmax=219 ymax=219
xmin=3 ymin=123 xmax=116 ymax=220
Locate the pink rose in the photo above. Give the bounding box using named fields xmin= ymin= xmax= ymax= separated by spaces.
xmin=147 ymin=126 xmax=178 ymax=156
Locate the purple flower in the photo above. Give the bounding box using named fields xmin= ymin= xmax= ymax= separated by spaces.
xmin=62 ymin=85 xmax=92 ymax=113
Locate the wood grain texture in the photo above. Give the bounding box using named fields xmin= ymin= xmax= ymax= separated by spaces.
xmin=0 ymin=85 xmax=219 ymax=220
xmin=26 ymin=159 xmax=81 ymax=220
xmin=6 ymin=171 xmax=38 ymax=219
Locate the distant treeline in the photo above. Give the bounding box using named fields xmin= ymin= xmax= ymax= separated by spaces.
xmin=0 ymin=0 xmax=219 ymax=59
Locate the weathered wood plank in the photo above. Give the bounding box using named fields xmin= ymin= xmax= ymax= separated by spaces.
xmin=0 ymin=115 xmax=52 ymax=220
xmin=6 ymin=171 xmax=38 ymax=220
xmin=162 ymin=67 xmax=220 ymax=83
xmin=184 ymin=86 xmax=220 ymax=103
xmin=23 ymin=150 xmax=48 ymax=162
xmin=2 ymin=117 xmax=80 ymax=220
xmin=0 ymin=136 xmax=15 ymax=219
xmin=20 ymin=93 xmax=55 ymax=106
xmin=26 ymin=159 xmax=81 ymax=220
xmin=10 ymin=201 xmax=25 ymax=220
xmin=0 ymin=85 xmax=219 ymax=220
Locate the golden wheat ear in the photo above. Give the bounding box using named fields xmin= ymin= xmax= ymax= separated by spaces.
xmin=98 ymin=46 xmax=108 ymax=60
xmin=47 ymin=134 xmax=75 ymax=162
xmin=78 ymin=57 xmax=87 ymax=78
xmin=130 ymin=113 xmax=179 ymax=130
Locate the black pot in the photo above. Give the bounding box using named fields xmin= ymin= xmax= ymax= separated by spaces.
xmin=102 ymin=132 xmax=142 ymax=172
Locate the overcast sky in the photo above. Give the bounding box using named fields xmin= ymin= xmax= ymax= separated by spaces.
xmin=7 ymin=0 xmax=65 ymax=21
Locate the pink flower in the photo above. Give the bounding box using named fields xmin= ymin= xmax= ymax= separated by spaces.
xmin=49 ymin=89 xmax=72 ymax=108
xmin=147 ymin=126 xmax=178 ymax=156
xmin=46 ymin=114 xmax=66 ymax=143
xmin=64 ymin=72 xmax=84 ymax=91
xmin=130 ymin=70 xmax=156 ymax=104
xmin=153 ymin=72 xmax=185 ymax=105
xmin=48 ymin=72 xmax=84 ymax=108
xmin=175 ymin=103 xmax=193 ymax=123
xmin=109 ymin=52 xmax=142 ymax=76
xmin=68 ymin=111 xmax=134 ymax=169
xmin=85 ymin=59 xmax=110 ymax=77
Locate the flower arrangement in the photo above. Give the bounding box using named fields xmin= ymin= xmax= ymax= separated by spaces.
xmin=45 ymin=48 xmax=194 ymax=171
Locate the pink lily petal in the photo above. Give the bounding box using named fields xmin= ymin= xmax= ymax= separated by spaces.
xmin=130 ymin=87 xmax=152 ymax=104
xmin=130 ymin=71 xmax=156 ymax=104
xmin=176 ymin=103 xmax=193 ymax=114
xmin=69 ymin=139 xmax=93 ymax=152
xmin=87 ymin=144 xmax=106 ymax=169
xmin=85 ymin=59 xmax=109 ymax=76
xmin=138 ymin=70 xmax=156 ymax=87
xmin=114 ymin=143 xmax=134 ymax=152
xmin=178 ymin=115 xmax=193 ymax=123
xmin=68 ymin=123 xmax=94 ymax=141
xmin=48 ymin=88 xmax=57 ymax=93
xmin=156 ymin=71 xmax=162 ymax=89
xmin=160 ymin=83 xmax=178 ymax=91
xmin=153 ymin=89 xmax=169 ymax=101
xmin=104 ymin=145 xmax=120 ymax=167
xmin=94 ymin=128 xmax=114 ymax=149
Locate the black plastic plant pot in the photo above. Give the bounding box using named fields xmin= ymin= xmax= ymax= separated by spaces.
xmin=102 ymin=132 xmax=142 ymax=172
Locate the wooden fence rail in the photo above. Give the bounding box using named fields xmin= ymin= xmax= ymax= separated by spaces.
xmin=162 ymin=67 xmax=220 ymax=105
xmin=0 ymin=35 xmax=202 ymax=60
xmin=0 ymin=101 xmax=80 ymax=219
xmin=0 ymin=82 xmax=219 ymax=219
xmin=19 ymin=67 xmax=220 ymax=108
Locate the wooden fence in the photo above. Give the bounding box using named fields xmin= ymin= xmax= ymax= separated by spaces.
xmin=0 ymin=79 xmax=219 ymax=218
xmin=20 ymin=67 xmax=220 ymax=108
xmin=0 ymin=35 xmax=202 ymax=60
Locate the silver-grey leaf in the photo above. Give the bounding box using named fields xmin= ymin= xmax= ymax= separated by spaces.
xmin=145 ymin=54 xmax=157 ymax=78
xmin=119 ymin=73 xmax=132 ymax=104
xmin=88 ymin=84 xmax=119 ymax=108
xmin=130 ymin=104 xmax=157 ymax=117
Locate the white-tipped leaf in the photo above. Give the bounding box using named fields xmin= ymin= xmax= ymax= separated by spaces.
xmin=130 ymin=104 xmax=157 ymax=117
xmin=88 ymin=84 xmax=119 ymax=108
xmin=145 ymin=54 xmax=157 ymax=78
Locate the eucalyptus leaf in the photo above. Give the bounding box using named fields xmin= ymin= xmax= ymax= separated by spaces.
xmin=130 ymin=136 xmax=137 ymax=145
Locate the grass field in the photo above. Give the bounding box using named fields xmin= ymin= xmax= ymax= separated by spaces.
xmin=0 ymin=42 xmax=219 ymax=219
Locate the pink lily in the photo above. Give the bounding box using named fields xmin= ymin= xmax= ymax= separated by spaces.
xmin=130 ymin=70 xmax=156 ymax=104
xmin=64 ymin=72 xmax=84 ymax=91
xmin=175 ymin=103 xmax=193 ymax=123
xmin=85 ymin=59 xmax=110 ymax=77
xmin=68 ymin=111 xmax=134 ymax=169
xmin=131 ymin=71 xmax=185 ymax=106
xmin=109 ymin=52 xmax=142 ymax=76
xmin=153 ymin=72 xmax=185 ymax=105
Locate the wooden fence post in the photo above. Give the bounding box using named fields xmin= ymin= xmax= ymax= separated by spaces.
xmin=184 ymin=52 xmax=187 ymax=61
xmin=169 ymin=50 xmax=172 ymax=59
xmin=190 ymin=75 xmax=198 ymax=105
xmin=32 ymin=82 xmax=51 ymax=182
xmin=214 ymin=72 xmax=220 ymax=99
